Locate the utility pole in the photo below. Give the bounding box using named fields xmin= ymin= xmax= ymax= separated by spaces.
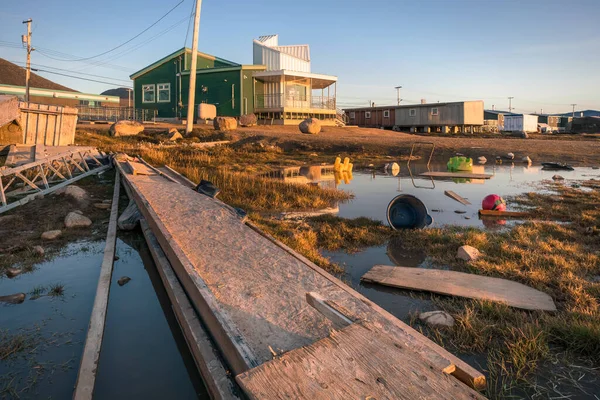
xmin=507 ymin=97 xmax=514 ymax=113
xmin=22 ymin=19 xmax=33 ymax=102
xmin=570 ymin=103 xmax=577 ymax=118
xmin=394 ymin=86 xmax=402 ymax=105
xmin=185 ymin=0 xmax=202 ymax=134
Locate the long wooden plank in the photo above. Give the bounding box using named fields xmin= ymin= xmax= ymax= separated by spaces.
xmin=157 ymin=163 xmax=486 ymax=391
xmin=478 ymin=209 xmax=532 ymax=218
xmin=126 ymin=159 xmax=156 ymax=176
xmin=73 ymin=169 xmax=120 ymax=400
xmin=140 ymin=219 xmax=241 ymax=400
xmin=236 ymin=322 xmax=485 ymax=400
xmin=420 ymin=171 xmax=493 ymax=179
xmin=444 ymin=190 xmax=471 ymax=205
xmin=362 ymin=265 xmax=556 ymax=311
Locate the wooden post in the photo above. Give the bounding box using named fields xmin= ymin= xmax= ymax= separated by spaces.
xmin=185 ymin=0 xmax=203 ymax=134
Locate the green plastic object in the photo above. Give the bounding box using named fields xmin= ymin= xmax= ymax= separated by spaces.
xmin=447 ymin=156 xmax=473 ymax=172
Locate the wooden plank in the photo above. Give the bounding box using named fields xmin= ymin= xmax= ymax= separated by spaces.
xmin=73 ymin=169 xmax=121 ymax=400
xmin=444 ymin=190 xmax=471 ymax=205
xmin=305 ymin=292 xmax=353 ymax=329
xmin=420 ymin=171 xmax=493 ymax=179
xmin=126 ymin=159 xmax=156 ymax=176
xmin=362 ymin=265 xmax=556 ymax=311
xmin=140 ymin=219 xmax=241 ymax=400
xmin=236 ymin=322 xmax=485 ymax=400
xmin=478 ymin=209 xmax=532 ymax=219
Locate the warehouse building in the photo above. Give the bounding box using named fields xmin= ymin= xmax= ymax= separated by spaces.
xmin=345 ymin=100 xmax=484 ymax=133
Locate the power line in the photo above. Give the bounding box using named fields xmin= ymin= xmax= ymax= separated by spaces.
xmin=184 ymin=0 xmax=196 ymax=47
xmin=35 ymin=0 xmax=185 ymax=62
xmin=9 ymin=60 xmax=131 ymax=83
xmin=31 ymin=68 xmax=132 ymax=88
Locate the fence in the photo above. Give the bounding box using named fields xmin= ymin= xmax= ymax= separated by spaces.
xmin=76 ymin=106 xmax=157 ymax=123
xmin=255 ymin=94 xmax=336 ymax=110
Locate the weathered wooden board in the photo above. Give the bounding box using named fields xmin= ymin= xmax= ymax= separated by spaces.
xmin=126 ymin=160 xmax=156 ymax=176
xmin=362 ymin=265 xmax=556 ymax=311
xmin=478 ymin=209 xmax=532 ymax=218
xmin=236 ymin=322 xmax=485 ymax=400
xmin=420 ymin=171 xmax=493 ymax=179
xmin=445 ymin=190 xmax=471 ymax=205
xmin=73 ymin=170 xmax=120 ymax=400
xmin=140 ymin=219 xmax=241 ymax=400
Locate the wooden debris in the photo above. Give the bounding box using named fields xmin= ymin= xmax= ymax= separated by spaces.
xmin=444 ymin=190 xmax=471 ymax=205
xmin=478 ymin=209 xmax=531 ymax=219
xmin=126 ymin=160 xmax=156 ymax=176
xmin=420 ymin=171 xmax=493 ymax=179
xmin=362 ymin=265 xmax=557 ymax=311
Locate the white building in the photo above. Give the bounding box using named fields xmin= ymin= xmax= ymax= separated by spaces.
xmin=252 ymin=35 xmax=340 ymax=125
xmin=504 ymin=114 xmax=539 ymax=133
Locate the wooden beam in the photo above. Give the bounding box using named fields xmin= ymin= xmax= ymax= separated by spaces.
xmin=305 ymin=292 xmax=353 ymax=329
xmin=362 ymin=265 xmax=556 ymax=311
xmin=478 ymin=209 xmax=531 ymax=218
xmin=73 ymin=169 xmax=121 ymax=400
xmin=420 ymin=171 xmax=493 ymax=179
xmin=126 ymin=159 xmax=156 ymax=176
xmin=444 ymin=190 xmax=471 ymax=205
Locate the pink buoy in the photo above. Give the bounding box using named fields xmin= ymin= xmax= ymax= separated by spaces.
xmin=482 ymin=194 xmax=506 ymax=211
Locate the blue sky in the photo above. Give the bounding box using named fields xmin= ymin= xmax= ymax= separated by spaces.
xmin=1 ymin=0 xmax=599 ymax=113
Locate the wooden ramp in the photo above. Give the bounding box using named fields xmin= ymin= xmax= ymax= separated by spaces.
xmin=420 ymin=171 xmax=493 ymax=179
xmin=116 ymin=156 xmax=487 ymax=398
xmin=362 ymin=265 xmax=556 ymax=311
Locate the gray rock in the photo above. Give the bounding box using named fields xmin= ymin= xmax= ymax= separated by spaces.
xmin=522 ymin=156 xmax=532 ymax=164
xmin=5 ymin=268 xmax=22 ymax=278
xmin=94 ymin=203 xmax=111 ymax=210
xmin=299 ymin=118 xmax=321 ymax=135
xmin=0 ymin=293 xmax=26 ymax=304
xmin=167 ymin=128 xmax=183 ymax=141
xmin=64 ymin=212 xmax=92 ymax=228
xmin=457 ymin=245 xmax=481 ymax=262
xmin=56 ymin=185 xmax=88 ymax=204
xmin=213 ymin=116 xmax=237 ymax=131
xmin=41 ymin=230 xmax=62 ymax=240
xmin=109 ymin=120 xmax=144 ymax=137
xmin=506 ymin=152 xmax=515 ymax=160
xmin=32 ymin=245 xmax=44 ymax=256
xmin=552 ymin=175 xmax=564 ymax=181
xmin=239 ymin=113 xmax=257 ymax=127
xmin=117 ymin=276 xmax=131 ymax=286
xmin=118 ymin=200 xmax=141 ymax=231
xmin=419 ymin=311 xmax=455 ymax=327
xmin=477 ymin=156 xmax=487 ymax=164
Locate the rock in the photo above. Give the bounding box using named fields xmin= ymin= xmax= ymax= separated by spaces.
xmin=167 ymin=128 xmax=182 ymax=141
xmin=109 ymin=120 xmax=144 ymax=137
xmin=517 ymin=131 xmax=529 ymax=139
xmin=592 ymin=166 xmax=599 ymax=170
xmin=118 ymin=200 xmax=141 ymax=231
xmin=419 ymin=311 xmax=455 ymax=328
xmin=41 ymin=230 xmax=62 ymax=240
xmin=114 ymin=255 xmax=120 ymax=261
xmin=32 ymin=246 xmax=44 ymax=256
xmin=73 ymin=210 xmax=84 ymax=215
xmin=477 ymin=156 xmax=487 ymax=164
xmin=5 ymin=268 xmax=22 ymax=278
xmin=505 ymin=152 xmax=515 ymax=160
xmin=309 ymin=153 xmax=318 ymax=157
xmin=298 ymin=118 xmax=321 ymax=135
xmin=117 ymin=276 xmax=131 ymax=286
xmin=213 ymin=116 xmax=237 ymax=131
xmin=522 ymin=156 xmax=532 ymax=164
xmin=552 ymin=175 xmax=564 ymax=181
xmin=64 ymin=212 xmax=92 ymax=228
xmin=94 ymin=203 xmax=111 ymax=210
xmin=239 ymin=113 xmax=257 ymax=127
xmin=454 ymin=210 xmax=466 ymax=214
xmin=456 ymin=245 xmax=481 ymax=262
xmin=0 ymin=293 xmax=26 ymax=304
xmin=56 ymin=185 xmax=88 ymax=204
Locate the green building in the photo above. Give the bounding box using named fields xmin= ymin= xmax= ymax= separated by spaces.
xmin=130 ymin=47 xmax=265 ymax=120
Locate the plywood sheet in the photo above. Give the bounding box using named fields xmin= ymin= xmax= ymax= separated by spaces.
xmin=445 ymin=190 xmax=471 ymax=205
xmin=236 ymin=322 xmax=485 ymax=400
xmin=362 ymin=265 xmax=556 ymax=311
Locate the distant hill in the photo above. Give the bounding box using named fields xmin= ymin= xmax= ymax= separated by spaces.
xmin=100 ymin=87 xmax=131 ymax=100
xmin=0 ymin=58 xmax=76 ymax=92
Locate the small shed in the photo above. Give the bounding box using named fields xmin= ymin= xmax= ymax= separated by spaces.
xmin=503 ymin=114 xmax=538 ymax=133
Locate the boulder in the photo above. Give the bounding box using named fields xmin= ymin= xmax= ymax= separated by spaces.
xmin=41 ymin=230 xmax=62 ymax=240
xmin=118 ymin=200 xmax=141 ymax=231
xmin=213 ymin=117 xmax=237 ymax=131
xmin=117 ymin=276 xmax=131 ymax=286
xmin=457 ymin=245 xmax=481 ymax=262
xmin=64 ymin=212 xmax=92 ymax=228
xmin=522 ymin=156 xmax=532 ymax=164
xmin=477 ymin=156 xmax=487 ymax=164
xmin=419 ymin=311 xmax=455 ymax=327
xmin=167 ymin=128 xmax=182 ymax=141
xmin=56 ymin=185 xmax=88 ymax=204
xmin=0 ymin=293 xmax=26 ymax=304
xmin=5 ymin=268 xmax=22 ymax=278
xmin=299 ymin=118 xmax=321 ymax=135
xmin=239 ymin=113 xmax=257 ymax=127
xmin=516 ymin=131 xmax=529 ymax=139
xmin=552 ymin=175 xmax=564 ymax=181
xmin=505 ymin=152 xmax=515 ymax=160
xmin=109 ymin=120 xmax=144 ymax=137
xmin=32 ymin=245 xmax=44 ymax=256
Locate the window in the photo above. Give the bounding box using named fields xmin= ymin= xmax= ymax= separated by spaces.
xmin=142 ymin=84 xmax=155 ymax=103
xmin=350 ymin=111 xmax=355 ymax=119
xmin=365 ymin=111 xmax=371 ymax=119
xmin=431 ymin=108 xmax=439 ymax=116
xmin=409 ymin=109 xmax=416 ymax=117
xmin=157 ymin=83 xmax=171 ymax=103
xmin=383 ymin=110 xmax=390 ymax=118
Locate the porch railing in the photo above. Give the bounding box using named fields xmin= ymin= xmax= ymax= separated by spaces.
xmin=255 ymin=94 xmax=336 ymax=110
xmin=76 ymin=106 xmax=157 ymax=122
